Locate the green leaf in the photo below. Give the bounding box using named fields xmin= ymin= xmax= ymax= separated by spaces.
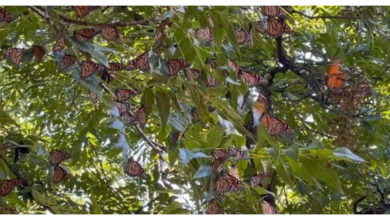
xmin=155 ymin=91 xmax=171 ymax=130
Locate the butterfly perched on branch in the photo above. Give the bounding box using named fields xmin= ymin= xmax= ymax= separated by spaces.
xmin=125 ymin=52 xmax=149 ymax=71
xmin=195 ymin=27 xmax=214 ymax=43
xmin=53 ymin=166 xmax=67 ymax=183
xmin=101 ymin=26 xmax=120 ymax=43
xmin=167 ymin=59 xmax=190 ymax=76
xmin=49 ymin=150 xmax=70 ymax=166
xmin=125 ymin=158 xmax=147 ymax=179
xmin=0 ymin=7 xmax=13 ymax=22
xmin=326 ymin=61 xmax=346 ymax=90
xmin=115 ymin=88 xmax=138 ymax=101
xmin=60 ymin=54 xmax=76 ymax=71
xmin=267 ymin=18 xmax=292 ymax=38
xmin=32 ymin=45 xmax=45 ymax=62
xmin=80 ymin=61 xmax=98 ymax=79
xmin=0 ymin=179 xmax=22 ymax=196
xmin=262 ymin=6 xmax=286 ymax=18
xmin=73 ymin=6 xmax=99 ymax=18
xmin=205 ymin=200 xmax=223 ymax=214
xmin=215 ymin=172 xmax=244 ymax=198
xmin=74 ymin=27 xmax=100 ymax=42
xmin=238 ymin=70 xmax=269 ymax=87
xmin=234 ymin=26 xmax=251 ymax=45
xmin=3 ymin=48 xmax=24 ymax=67
xmin=184 ymin=69 xmax=200 ymax=81
xmin=115 ymin=102 xmax=146 ymax=125
xmin=53 ymin=31 xmax=66 ymax=52
xmin=211 ymin=148 xmax=248 ymax=171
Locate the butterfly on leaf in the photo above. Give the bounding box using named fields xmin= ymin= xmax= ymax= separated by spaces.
xmin=89 ymin=90 xmax=99 ymax=110
xmin=262 ymin=6 xmax=286 ymax=17
xmin=74 ymin=27 xmax=100 ymax=43
xmin=260 ymin=114 xmax=293 ymax=136
xmin=211 ymin=149 xmax=248 ymax=171
xmin=32 ymin=45 xmax=45 ymax=62
xmin=0 ymin=179 xmax=22 ymax=197
xmin=262 ymin=199 xmax=277 ymax=214
xmin=195 ymin=27 xmax=214 ymax=43
xmin=125 ymin=158 xmax=147 ymax=179
xmin=101 ymin=26 xmax=120 ymax=43
xmin=238 ymin=70 xmax=268 ymax=87
xmin=80 ymin=61 xmax=98 ymax=79
xmin=267 ymin=18 xmax=292 ymax=38
xmin=185 ymin=69 xmax=200 ymax=81
xmin=206 ymin=76 xmax=219 ymax=87
xmin=326 ymin=61 xmax=345 ymax=90
xmin=0 ymin=7 xmax=13 ymax=22
xmin=60 ymin=54 xmax=76 ymax=71
xmin=167 ymin=59 xmax=190 ymax=76
xmin=115 ymin=88 xmax=138 ymax=101
xmin=205 ymin=200 xmax=223 ymax=214
xmin=126 ymin=52 xmax=149 ymax=71
xmin=3 ymin=48 xmax=24 ymax=67
xmin=53 ymin=31 xmax=66 ymax=52
xmin=234 ymin=26 xmax=251 ymax=45
xmin=49 ymin=150 xmax=70 ymax=166
xmin=53 ymin=166 xmax=67 ymax=183
xmin=72 ymin=6 xmax=99 ymax=18
xmin=215 ymin=172 xmax=244 ymax=198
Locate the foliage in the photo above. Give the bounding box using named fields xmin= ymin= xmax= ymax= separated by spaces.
xmin=0 ymin=6 xmax=390 ymax=214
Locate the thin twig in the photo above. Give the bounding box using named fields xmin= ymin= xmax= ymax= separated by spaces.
xmin=135 ymin=125 xmax=166 ymax=152
xmin=58 ymin=15 xmax=149 ymax=27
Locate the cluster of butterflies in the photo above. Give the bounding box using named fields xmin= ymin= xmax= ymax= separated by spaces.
xmin=252 ymin=94 xmax=293 ymax=136
xmin=263 ymin=6 xmax=292 ymax=38
xmin=2 ymin=45 xmax=45 ymax=67
xmin=49 ymin=150 xmax=70 ymax=183
xmin=195 ymin=25 xmax=251 ymax=46
xmin=114 ymin=100 xmax=146 ymax=126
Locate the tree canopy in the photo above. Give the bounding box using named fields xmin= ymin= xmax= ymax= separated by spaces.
xmin=0 ymin=6 xmax=390 ymax=214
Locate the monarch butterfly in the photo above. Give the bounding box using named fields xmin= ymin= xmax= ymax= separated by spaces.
xmin=184 ymin=69 xmax=200 ymax=81
xmin=205 ymin=58 xmax=217 ymax=69
xmin=260 ymin=114 xmax=293 ymax=136
xmin=0 ymin=179 xmax=21 ymax=196
xmin=205 ymin=200 xmax=223 ymax=214
xmin=114 ymin=101 xmax=135 ymax=115
xmin=49 ymin=150 xmax=70 ymax=166
xmin=101 ymin=26 xmax=120 ymax=42
xmin=74 ymin=28 xmax=100 ymax=43
xmin=80 ymin=61 xmax=98 ymax=79
xmin=215 ymin=172 xmax=244 ymax=198
xmin=126 ymin=52 xmax=149 ymax=71
xmin=195 ymin=27 xmax=214 ymax=43
xmin=108 ymin=62 xmax=123 ymax=71
xmin=154 ymin=19 xmax=171 ymax=49
xmin=262 ymin=200 xmax=277 ymax=214
xmin=211 ymin=149 xmax=248 ymax=171
xmin=326 ymin=61 xmax=345 ymax=90
xmin=262 ymin=6 xmax=286 ymax=17
xmin=53 ymin=32 xmax=66 ymax=52
xmin=234 ymin=26 xmax=250 ymax=45
xmin=115 ymin=89 xmax=138 ymax=101
xmin=191 ymin=108 xmax=200 ymax=122
xmin=3 ymin=48 xmax=24 ymax=67
xmin=72 ymin=6 xmax=99 ymax=18
xmin=206 ymin=76 xmax=219 ymax=87
xmin=227 ymin=59 xmax=239 ymax=74
xmin=89 ymin=90 xmax=99 ymax=110
xmin=267 ymin=18 xmax=292 ymax=38
xmin=249 ymin=173 xmax=268 ymax=187
xmin=238 ymin=70 xmax=268 ymax=87
xmin=125 ymin=158 xmax=147 ymax=179
xmin=167 ymin=59 xmax=190 ymax=76
xmin=53 ymin=166 xmax=67 ymax=183
xmin=0 ymin=7 xmax=13 ymax=22
xmin=32 ymin=45 xmax=45 ymax=62
xmin=119 ymin=106 xmax=146 ymax=125
xmin=60 ymin=54 xmax=76 ymax=70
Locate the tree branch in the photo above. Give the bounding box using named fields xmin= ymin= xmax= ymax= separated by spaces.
xmin=135 ymin=125 xmax=166 ymax=153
